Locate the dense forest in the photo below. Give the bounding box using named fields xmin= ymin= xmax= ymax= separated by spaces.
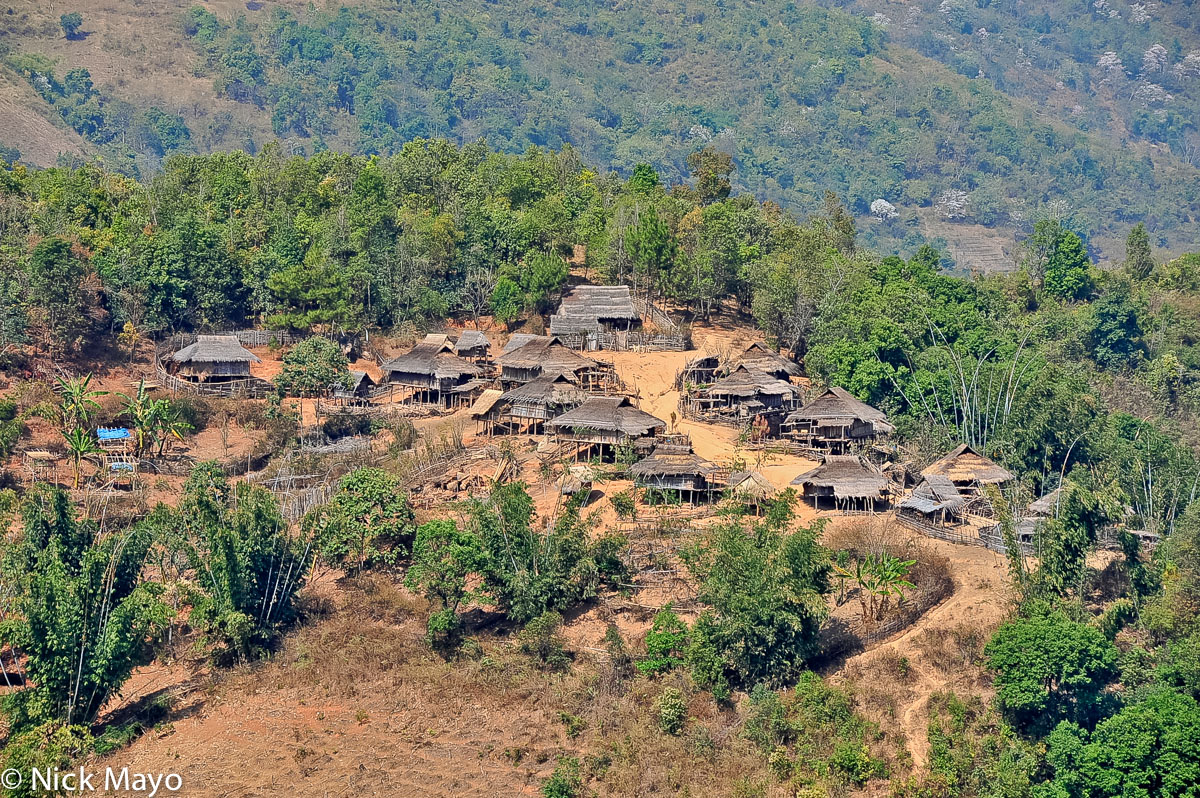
xmin=2 ymin=1 xmax=1200 ymax=256
xmin=2 ymin=137 xmax=1200 ymax=793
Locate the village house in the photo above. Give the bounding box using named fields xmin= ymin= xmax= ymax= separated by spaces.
xmin=791 ymin=454 xmax=891 ymax=511
xmin=473 ymin=373 xmax=586 ymax=435
xmin=730 ymin=341 xmax=804 ymax=382
xmin=921 ymin=443 xmax=1015 ymax=495
xmin=726 ymin=470 xmax=777 ymax=513
xmin=684 ymin=365 xmax=802 ymax=431
xmin=549 ymin=285 xmax=642 ymax=350
xmin=546 ymin=396 xmax=666 ymax=460
xmin=781 ymin=387 xmax=894 ymax=451
xmin=496 ymin=334 xmax=604 ymax=386
xmin=169 ymin=335 xmax=261 ymax=383
xmin=897 ymin=475 xmax=967 ymax=530
xmin=453 ymin=330 xmax=491 ymax=363
xmin=380 ymin=334 xmax=484 ymax=407
xmin=630 ymin=452 xmax=726 ymax=504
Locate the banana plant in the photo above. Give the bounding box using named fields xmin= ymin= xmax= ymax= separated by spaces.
xmin=62 ymin=427 xmax=100 ymax=488
xmin=56 ymin=374 xmax=107 ymax=430
xmin=122 ymin=380 xmax=156 ymax=457
xmin=833 ymin=552 xmax=916 ymax=633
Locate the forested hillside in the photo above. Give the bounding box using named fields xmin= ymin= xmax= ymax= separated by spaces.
xmin=1 ymin=0 xmax=1199 ymax=260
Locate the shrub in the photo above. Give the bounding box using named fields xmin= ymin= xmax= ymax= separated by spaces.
xmin=0 ymin=722 xmax=93 ymax=798
xmin=321 ymin=411 xmax=371 ymax=440
xmin=518 ymin=611 xmax=571 ymax=671
xmin=541 ymin=756 xmax=582 ymax=798
xmin=637 ymin=605 xmax=688 ymax=675
xmin=655 ymin=687 xmax=688 ymax=735
xmin=274 ymin=337 xmax=352 ymax=397
xmin=307 ymin=468 xmax=415 ymax=574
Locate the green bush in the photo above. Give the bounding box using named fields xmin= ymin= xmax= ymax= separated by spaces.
xmin=655 ymin=687 xmax=687 ymax=735
xmin=637 ymin=605 xmax=688 ymax=675
xmin=541 ymin=756 xmax=583 ymax=798
xmin=518 ymin=611 xmax=571 ymax=672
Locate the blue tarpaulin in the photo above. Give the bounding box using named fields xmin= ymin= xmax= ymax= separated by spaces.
xmin=97 ymin=428 xmax=131 ymax=440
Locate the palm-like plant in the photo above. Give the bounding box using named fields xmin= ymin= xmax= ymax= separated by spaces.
xmin=834 ymin=552 xmax=917 ymax=633
xmin=62 ymin=427 xmax=100 ymax=488
xmin=153 ymin=402 xmax=191 ymax=456
xmin=122 ymin=380 xmax=155 ymax=456
xmin=56 ymin=374 xmax=107 ymax=430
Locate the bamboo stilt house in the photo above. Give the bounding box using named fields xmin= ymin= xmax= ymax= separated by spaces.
xmin=549 ymin=285 xmax=641 ymax=350
xmin=791 ymin=455 xmax=890 ymax=511
xmin=169 ymin=335 xmax=261 ymax=382
xmin=897 ymin=475 xmax=966 ymax=528
xmin=730 ymin=341 xmax=804 ymax=382
xmin=477 ymin=373 xmax=586 ymax=435
xmin=546 ymin=396 xmax=666 ymax=458
xmin=453 ymin=330 xmax=491 ymax=362
xmin=497 ymin=334 xmax=602 ymax=386
xmin=782 ymin=387 xmax=894 ymax=451
xmin=381 ymin=334 xmax=483 ymax=406
xmin=686 ymin=365 xmax=801 ymax=428
xmin=921 ymin=444 xmax=1015 ymax=495
xmin=630 ymin=452 xmax=725 ymax=503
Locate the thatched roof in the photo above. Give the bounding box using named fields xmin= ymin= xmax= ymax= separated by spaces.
xmin=1028 ymin=486 xmax=1064 ymax=517
xmin=558 ymin=465 xmax=595 ymax=496
xmin=497 ymin=336 xmax=598 ymax=376
xmin=784 ymin=387 xmax=894 ymax=432
xmin=454 ymin=329 xmax=490 ymax=355
xmin=547 ymin=396 xmax=666 ymax=437
xmin=469 ymin=389 xmax=504 ymax=418
xmin=728 ymin=470 xmax=777 ymax=501
xmin=922 ymin=444 xmax=1014 ymax=486
xmin=381 ymin=335 xmax=481 ymax=380
xmin=707 ymin=366 xmax=800 ymax=399
xmin=502 ymin=334 xmax=554 ymax=354
xmin=731 ymin=341 xmax=803 ymax=378
xmin=500 ymin=373 xmax=585 ymax=406
xmin=791 ymin=455 xmax=889 ymax=499
xmin=171 ymin=335 xmax=261 ymax=365
xmin=550 ymin=285 xmax=640 ymax=335
xmin=631 ymin=453 xmax=720 ymax=479
xmin=900 ymin=475 xmax=966 ymax=515
xmin=349 ymin=370 xmax=374 ymax=389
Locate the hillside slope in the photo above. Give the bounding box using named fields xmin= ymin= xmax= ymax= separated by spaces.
xmin=2 ymin=0 xmax=1198 ymax=259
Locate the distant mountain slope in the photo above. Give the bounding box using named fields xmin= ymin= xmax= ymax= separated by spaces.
xmin=1 ymin=0 xmax=1198 ymax=260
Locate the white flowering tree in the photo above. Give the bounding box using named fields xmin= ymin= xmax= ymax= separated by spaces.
xmin=870 ymin=199 xmax=898 ymax=220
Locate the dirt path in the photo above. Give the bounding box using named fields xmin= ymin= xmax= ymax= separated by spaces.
xmin=839 ymin=538 xmax=1011 ymax=770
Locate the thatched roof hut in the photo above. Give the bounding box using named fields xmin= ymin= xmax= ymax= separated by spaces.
xmin=497 ymin=335 xmax=599 ymax=383
xmin=898 ymin=475 xmax=966 ymax=525
xmin=381 ymin=334 xmax=481 ymax=387
xmin=922 ymin=444 xmax=1014 ymax=491
xmin=453 ymin=329 xmax=491 ymax=360
xmin=1027 ymin=486 xmax=1064 ymax=517
xmin=706 ymin=366 xmax=801 ymax=407
xmin=482 ymin=373 xmax=587 ymax=432
xmin=546 ymin=396 xmax=666 ymax=442
xmin=782 ymin=387 xmax=894 ymax=451
xmin=727 ymin=470 xmax=777 ymax=504
xmin=469 ymin=389 xmax=505 ymax=419
xmin=550 ymin=285 xmax=641 ymax=344
xmin=170 ymin=335 xmax=260 ymax=380
xmin=631 ymin=452 xmax=722 ymax=497
xmin=731 ymin=341 xmax=803 ymax=380
xmin=791 ymin=455 xmax=890 ymax=509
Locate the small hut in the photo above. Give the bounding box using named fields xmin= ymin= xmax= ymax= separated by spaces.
xmin=782 ymin=387 xmax=894 ymax=451
xmin=169 ymin=335 xmax=261 ymax=382
xmin=731 ymin=341 xmax=803 ymax=382
xmin=676 ymin=353 xmax=721 ymax=389
xmin=791 ymin=455 xmax=890 ymax=511
xmin=631 ymin=453 xmax=723 ymax=503
xmin=483 ymin=373 xmax=586 ymax=435
xmin=497 ymin=335 xmax=601 ymax=386
xmin=549 ymin=285 xmax=641 ymax=350
xmin=546 ymin=396 xmax=666 ymax=459
xmin=693 ymin=366 xmax=801 ymax=426
xmin=558 ymin=465 xmax=596 ymax=501
xmin=1027 ymin=486 xmax=1064 ymax=518
xmin=922 ymin=444 xmax=1014 ymax=495
xmin=454 ymin=330 xmax=491 ymax=363
xmin=381 ymin=334 xmax=482 ymax=406
xmin=897 ymin=475 xmax=966 ymax=529
xmin=727 ymin=470 xmax=777 ymax=512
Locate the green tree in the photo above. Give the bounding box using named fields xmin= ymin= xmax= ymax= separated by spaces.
xmin=306 ymin=467 xmax=415 ymax=575
xmin=405 ymin=519 xmax=485 ymax=651
xmin=1086 ymin=281 xmax=1145 ymax=372
xmin=28 ymin=237 xmax=88 ymax=353
xmin=628 ymin=163 xmax=660 ymax=194
xmin=1044 ymin=688 xmax=1200 ymax=798
xmin=1123 ymin=223 xmax=1155 ymax=281
xmin=59 ymin=12 xmax=83 ymax=39
xmin=683 ymin=493 xmax=831 ymax=690
xmin=629 ymin=205 xmax=678 ymax=303
xmin=175 ymin=463 xmax=313 ymax=662
xmin=490 ymin=276 xmax=524 ymax=329
xmin=1044 ymin=229 xmax=1093 ymax=301
xmin=55 ymin=374 xmax=106 ymax=430
xmin=984 ymin=611 xmax=1119 ymax=736
xmin=60 ymin=427 xmax=99 ymax=489
xmin=637 ymin=605 xmax=688 ymax=675
xmin=274 ymin=337 xmax=352 ymax=397
xmin=0 ymin=486 xmax=166 ymax=731
xmin=686 ymin=146 xmax=733 ymax=204
xmin=266 ymin=260 xmax=352 ymax=331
